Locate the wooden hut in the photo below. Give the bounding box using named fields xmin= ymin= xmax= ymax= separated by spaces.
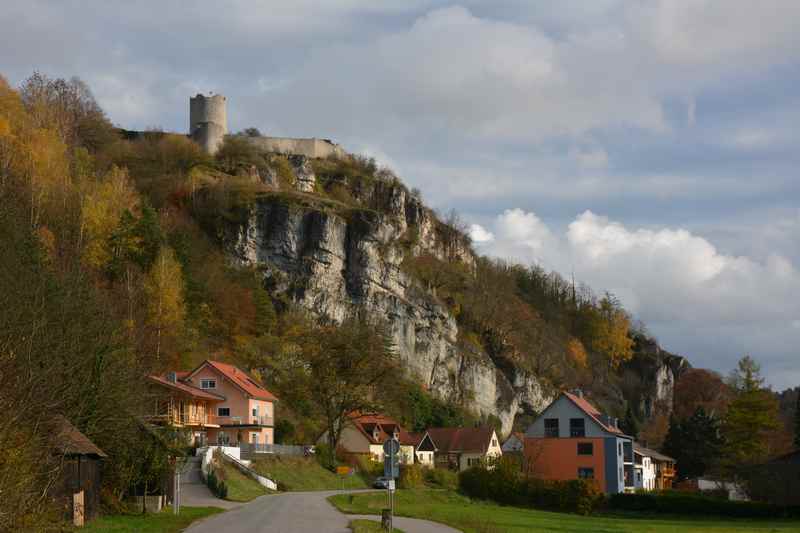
xmin=52 ymin=416 xmax=107 ymax=526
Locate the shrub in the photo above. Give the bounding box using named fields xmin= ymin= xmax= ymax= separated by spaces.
xmin=607 ymin=491 xmax=800 ymax=518
xmin=425 ymin=468 xmax=458 ymax=490
xmin=315 ymin=443 xmax=335 ymax=471
xmin=460 ymin=463 xmax=603 ymax=515
xmin=400 ymin=464 xmax=424 ymax=489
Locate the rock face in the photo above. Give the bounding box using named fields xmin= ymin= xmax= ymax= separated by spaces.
xmin=626 ymin=335 xmax=690 ymax=419
xmin=225 ymin=185 xmax=549 ymax=435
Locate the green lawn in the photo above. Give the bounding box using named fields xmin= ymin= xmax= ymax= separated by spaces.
xmin=349 ymin=518 xmax=404 ymax=533
xmin=252 ymin=455 xmax=368 ymax=491
xmin=78 ymin=506 xmax=223 ymax=532
xmin=330 ymin=489 xmax=800 ymax=533
xmin=221 ymin=462 xmax=268 ymax=502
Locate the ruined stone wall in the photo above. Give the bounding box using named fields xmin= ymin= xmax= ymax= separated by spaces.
xmin=246 ymin=136 xmax=345 ymax=158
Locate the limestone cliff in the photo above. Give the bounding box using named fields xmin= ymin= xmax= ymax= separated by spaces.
xmin=211 ymin=157 xmax=685 ymax=435
xmin=222 ymin=183 xmax=548 ymax=435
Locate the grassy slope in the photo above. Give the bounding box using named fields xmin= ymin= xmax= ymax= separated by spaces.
xmin=252 ymin=456 xmax=368 ymax=491
xmin=330 ymin=490 xmax=800 ymax=533
xmin=349 ymin=519 xmax=404 ymax=533
xmin=78 ymin=507 xmax=223 ymax=533
xmin=222 ymin=463 xmax=268 ymax=502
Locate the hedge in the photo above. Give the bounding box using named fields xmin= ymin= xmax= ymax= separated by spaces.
xmin=607 ymin=491 xmax=800 ymax=519
xmin=459 ymin=459 xmax=603 ymax=515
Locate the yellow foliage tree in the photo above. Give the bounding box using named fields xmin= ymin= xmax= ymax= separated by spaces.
xmin=590 ymin=294 xmax=634 ymax=368
xmin=144 ymin=246 xmax=186 ymax=362
xmin=566 ymin=337 xmax=588 ymax=368
xmin=80 ymin=166 xmax=139 ymax=269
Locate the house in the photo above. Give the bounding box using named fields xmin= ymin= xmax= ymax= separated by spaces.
xmin=502 ymin=432 xmax=525 ymax=455
xmin=148 ymin=359 xmax=277 ymax=447
xmin=676 ymin=477 xmax=748 ymax=501
xmin=422 ymin=426 xmax=502 ymax=471
xmin=322 ymin=413 xmax=417 ymax=464
xmin=524 ymin=389 xmax=634 ymax=494
xmin=634 ymin=444 xmax=675 ymax=490
xmin=51 ymin=416 xmax=107 ymax=525
xmin=406 ymin=432 xmax=434 ymax=466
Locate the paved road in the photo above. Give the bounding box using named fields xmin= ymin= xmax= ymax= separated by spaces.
xmin=185 ymin=490 xmax=460 ymax=533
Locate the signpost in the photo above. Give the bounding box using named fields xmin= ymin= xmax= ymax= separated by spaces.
xmin=337 ymin=466 xmax=352 ymax=490
xmin=382 ymin=437 xmax=400 ymax=532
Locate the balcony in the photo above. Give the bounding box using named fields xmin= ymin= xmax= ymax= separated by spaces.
xmin=660 ymin=465 xmax=676 ymax=477
xmin=148 ymin=411 xmax=219 ymax=427
xmin=218 ymin=415 xmax=274 ymax=427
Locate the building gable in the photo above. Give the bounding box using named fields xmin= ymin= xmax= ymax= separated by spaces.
xmin=525 ymin=394 xmax=618 ymax=439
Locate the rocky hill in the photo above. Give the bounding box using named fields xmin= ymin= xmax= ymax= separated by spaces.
xmin=196 ymin=146 xmax=689 ymax=435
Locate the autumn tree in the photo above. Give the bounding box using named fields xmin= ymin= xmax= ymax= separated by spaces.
xmin=673 ymin=368 xmax=732 ymax=420
xmin=144 ymin=246 xmax=186 ymax=362
xmin=266 ymin=316 xmax=397 ymax=466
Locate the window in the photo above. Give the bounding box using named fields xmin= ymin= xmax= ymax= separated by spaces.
xmin=251 ymin=433 xmax=259 ymax=444
xmin=492 ymin=438 xmax=498 ymax=447
xmin=217 ymin=407 xmax=230 ymax=417
xmin=569 ymin=418 xmax=586 ymax=437
xmin=618 ymin=443 xmax=622 ymax=455
xmin=200 ymin=379 xmax=216 ymax=389
xmin=577 ymin=442 xmax=593 ymax=456
xmin=252 ymin=407 xmax=258 ymax=417
xmin=578 ymin=468 xmax=594 ymax=479
xmin=544 ymin=418 xmax=559 ymax=438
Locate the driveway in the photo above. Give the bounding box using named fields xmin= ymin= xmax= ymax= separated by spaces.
xmin=185 ymin=490 xmax=460 ymax=533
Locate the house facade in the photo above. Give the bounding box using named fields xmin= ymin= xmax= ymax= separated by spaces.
xmin=524 ymin=390 xmax=634 ymax=494
xmin=148 ymin=359 xmax=277 ymax=447
xmin=423 ymin=426 xmax=503 ymax=471
xmin=324 ymin=413 xmax=416 ymax=464
xmin=634 ymin=444 xmax=675 ymax=491
xmin=502 ymin=432 xmax=525 ymax=455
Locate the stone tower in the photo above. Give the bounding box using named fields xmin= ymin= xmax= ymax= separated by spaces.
xmin=190 ymin=93 xmax=227 ymax=155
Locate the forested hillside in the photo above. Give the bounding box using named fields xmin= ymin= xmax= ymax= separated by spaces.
xmin=1 ymin=71 xmax=700 ymax=524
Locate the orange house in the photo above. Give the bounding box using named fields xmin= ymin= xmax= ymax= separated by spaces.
xmin=148 ymin=359 xmax=277 ymax=447
xmin=524 ymin=390 xmax=634 ymax=494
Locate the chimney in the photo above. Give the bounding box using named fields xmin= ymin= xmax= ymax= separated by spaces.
xmin=612 ymin=417 xmax=619 ymax=429
xmin=572 ymin=388 xmax=584 ymax=398
xmin=167 ymin=371 xmax=177 ymax=383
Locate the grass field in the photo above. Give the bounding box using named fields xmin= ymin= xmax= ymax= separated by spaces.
xmin=330 ymin=489 xmax=800 ymax=533
xmin=252 ymin=455 xmax=368 ymax=491
xmin=78 ymin=506 xmax=223 ymax=532
xmin=221 ymin=462 xmax=268 ymax=502
xmin=348 ymin=519 xmax=404 ymax=532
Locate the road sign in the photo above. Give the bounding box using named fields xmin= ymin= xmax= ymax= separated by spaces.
xmin=388 ymin=479 xmax=395 ymax=491
xmin=383 ymin=437 xmax=400 ymax=456
xmin=383 ymin=454 xmax=399 ymax=478
xmin=336 ymin=466 xmax=351 ymax=476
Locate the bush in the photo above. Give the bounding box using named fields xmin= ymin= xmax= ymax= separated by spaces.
xmin=205 ymin=466 xmax=229 ymax=499
xmin=315 ymin=443 xmax=335 ymax=471
xmin=459 ymin=462 xmax=603 ymax=515
xmin=400 ymin=464 xmax=424 ymax=489
xmin=425 ymin=468 xmax=459 ymax=490
xmin=607 ymin=491 xmax=800 ymax=518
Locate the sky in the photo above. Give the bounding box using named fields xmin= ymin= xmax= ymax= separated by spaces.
xmin=3 ymin=0 xmax=798 ymax=389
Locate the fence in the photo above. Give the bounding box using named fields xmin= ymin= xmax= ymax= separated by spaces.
xmin=239 ymin=443 xmax=307 ymax=459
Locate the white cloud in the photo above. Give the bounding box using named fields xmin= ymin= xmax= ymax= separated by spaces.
xmin=469 ymin=224 xmax=494 ymax=244
xmin=473 ymin=208 xmax=800 ymax=388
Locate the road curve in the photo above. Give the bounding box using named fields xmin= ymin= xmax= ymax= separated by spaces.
xmin=185 ymin=490 xmax=460 ymax=533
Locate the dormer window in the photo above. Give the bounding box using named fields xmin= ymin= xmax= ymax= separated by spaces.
xmin=200 ymin=379 xmax=216 ymax=389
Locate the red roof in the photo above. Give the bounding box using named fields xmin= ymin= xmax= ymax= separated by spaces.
xmin=348 ymin=413 xmax=414 ymax=445
xmin=563 ymin=391 xmax=624 ymax=435
xmin=425 ymin=427 xmax=496 ymax=454
xmin=148 ymin=374 xmax=225 ymax=401
xmin=201 ymin=360 xmax=278 ymax=401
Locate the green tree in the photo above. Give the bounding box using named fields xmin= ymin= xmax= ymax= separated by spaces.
xmin=795 ymin=393 xmax=800 ymax=450
xmin=662 ymin=407 xmax=723 ymax=481
xmin=620 ymin=405 xmax=640 ymax=440
xmin=720 ymin=356 xmax=780 ymax=472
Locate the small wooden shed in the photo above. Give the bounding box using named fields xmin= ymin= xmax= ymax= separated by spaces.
xmin=52 ymin=416 xmax=107 ymax=526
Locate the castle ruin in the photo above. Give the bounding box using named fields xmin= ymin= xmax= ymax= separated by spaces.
xmin=189 ymin=93 xmax=345 ymax=159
